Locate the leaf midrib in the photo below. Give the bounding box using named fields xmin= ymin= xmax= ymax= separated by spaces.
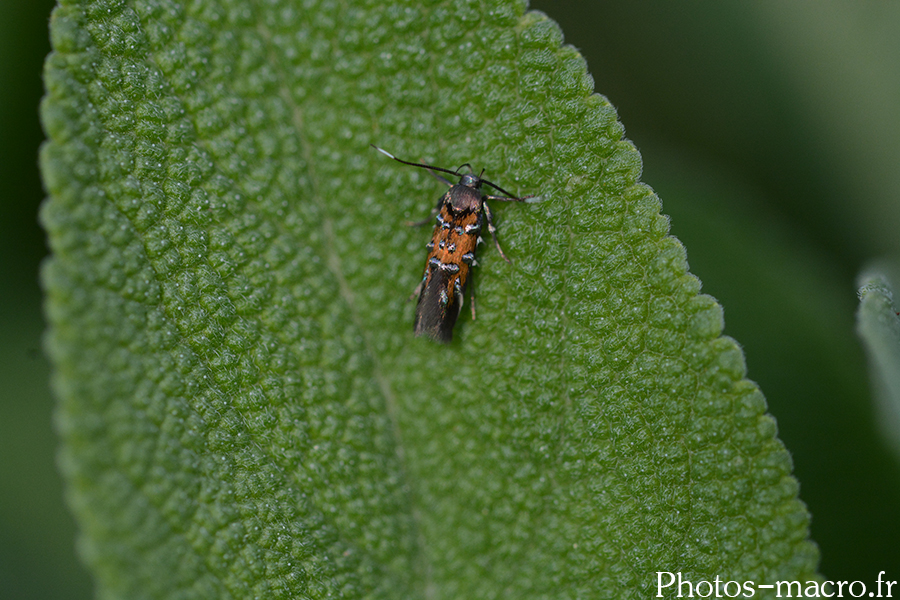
xmin=252 ymin=8 xmax=431 ymax=596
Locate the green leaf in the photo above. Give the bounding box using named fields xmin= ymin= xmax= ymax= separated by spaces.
xmin=857 ymin=265 xmax=900 ymax=462
xmin=40 ymin=0 xmax=819 ymax=597
xmin=641 ymin=147 xmax=895 ymax=579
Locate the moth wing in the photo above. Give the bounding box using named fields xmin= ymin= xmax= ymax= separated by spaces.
xmin=413 ymin=267 xmax=463 ymax=343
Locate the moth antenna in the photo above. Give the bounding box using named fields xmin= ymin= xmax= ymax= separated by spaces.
xmin=371 ymin=144 xmax=462 ymax=178
xmin=481 ymin=179 xmax=525 ymax=199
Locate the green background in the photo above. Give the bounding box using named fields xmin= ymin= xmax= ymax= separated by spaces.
xmin=3 ymin=1 xmax=898 ymax=597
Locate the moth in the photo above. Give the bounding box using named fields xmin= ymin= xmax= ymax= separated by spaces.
xmin=372 ymin=145 xmax=535 ymax=342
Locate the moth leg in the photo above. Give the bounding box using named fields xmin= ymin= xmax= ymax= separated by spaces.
xmin=408 ymin=277 xmax=425 ymax=302
xmin=470 ymin=270 xmax=477 ymax=321
xmin=405 ymin=165 xmax=452 ymax=225
xmin=405 ymin=208 xmax=439 ymax=227
xmin=425 ymin=167 xmax=454 ymax=187
xmin=482 ymin=201 xmax=511 ymax=263
xmin=405 ymin=197 xmax=443 ymax=227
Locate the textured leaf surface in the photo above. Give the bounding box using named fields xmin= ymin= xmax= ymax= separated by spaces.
xmin=40 ymin=0 xmax=819 ymax=597
xmin=857 ymin=266 xmax=900 ymax=462
xmin=641 ymin=150 xmax=897 ymax=580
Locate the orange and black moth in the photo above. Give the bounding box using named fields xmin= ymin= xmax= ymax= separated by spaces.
xmin=372 ymin=145 xmax=534 ymax=343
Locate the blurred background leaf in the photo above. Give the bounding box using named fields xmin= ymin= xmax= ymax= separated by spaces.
xmin=857 ymin=266 xmax=900 ymax=465
xmin=4 ymin=0 xmax=898 ymax=597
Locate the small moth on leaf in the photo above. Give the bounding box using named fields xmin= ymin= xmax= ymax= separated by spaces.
xmin=372 ymin=145 xmax=536 ymax=343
